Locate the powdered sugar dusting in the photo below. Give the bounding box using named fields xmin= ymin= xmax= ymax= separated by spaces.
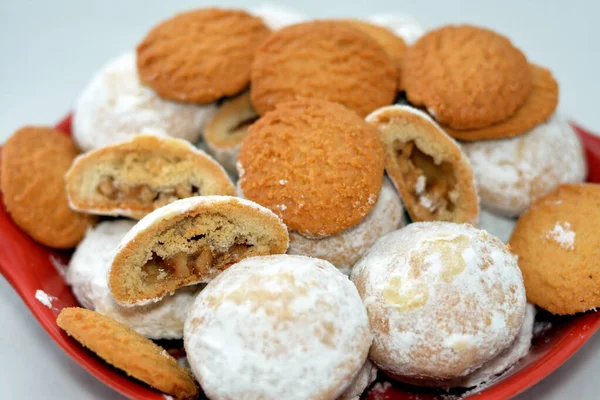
xmin=35 ymin=290 xmax=55 ymax=309
xmin=415 ymin=175 xmax=426 ymax=194
xmin=545 ymin=221 xmax=576 ymax=250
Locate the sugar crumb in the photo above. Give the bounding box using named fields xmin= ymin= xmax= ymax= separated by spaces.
xmin=545 ymin=222 xmax=575 ymax=250
xmin=35 ymin=290 xmax=55 ymax=309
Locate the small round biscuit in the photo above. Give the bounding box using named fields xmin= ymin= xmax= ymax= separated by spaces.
xmin=1 ymin=126 xmax=95 ymax=249
xmin=287 ymin=177 xmax=405 ymax=274
xmin=137 ymin=8 xmax=271 ymax=103
xmin=351 ymin=222 xmax=526 ymax=386
xmin=403 ymin=25 xmax=531 ymax=130
xmin=339 ymin=360 xmax=378 ymax=400
xmin=203 ymin=91 xmax=258 ymax=173
xmin=66 ymin=135 xmax=235 ymax=219
xmin=445 ymin=65 xmax=559 ymax=140
xmin=366 ymin=105 xmax=479 ymax=225
xmin=73 ymin=53 xmax=215 ymax=152
xmin=250 ymin=21 xmax=397 ymax=117
xmin=109 ymin=196 xmax=289 ymax=306
xmin=509 ymin=184 xmax=600 ymax=315
xmin=57 ymin=307 xmax=198 ymax=399
xmin=238 ymin=98 xmax=385 ymax=237
xmin=462 ymin=114 xmax=587 ymax=217
xmin=183 ymin=254 xmax=371 ymax=400
xmin=67 ymin=220 xmax=199 ymax=339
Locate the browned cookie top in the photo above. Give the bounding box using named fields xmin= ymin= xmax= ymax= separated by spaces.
xmin=250 ymin=21 xmax=397 ymax=117
xmin=238 ymin=98 xmax=385 ymax=237
xmin=403 ymin=25 xmax=532 ymax=130
xmin=137 ymin=8 xmax=271 ymax=104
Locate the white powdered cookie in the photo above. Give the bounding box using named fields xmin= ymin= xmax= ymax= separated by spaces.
xmin=73 ymin=52 xmax=216 ymax=151
xmin=184 ymin=254 xmax=371 ymax=400
xmin=67 ymin=220 xmax=198 ymax=339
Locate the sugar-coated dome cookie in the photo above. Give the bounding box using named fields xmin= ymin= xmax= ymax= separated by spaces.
xmin=351 ymin=222 xmax=526 ymax=386
xmin=73 ymin=53 xmax=215 ymax=152
xmin=67 ymin=220 xmax=199 ymax=339
xmin=339 ymin=359 xmax=378 ymax=400
xmin=462 ymin=114 xmax=587 ymax=217
xmin=184 ymin=255 xmax=371 ymax=400
xmin=478 ymin=209 xmax=516 ymax=243
xmin=287 ymin=177 xmax=405 ymax=274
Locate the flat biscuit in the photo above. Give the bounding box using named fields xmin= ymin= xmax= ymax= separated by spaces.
xmin=137 ymin=8 xmax=271 ymax=103
xmin=66 ymin=135 xmax=235 ymax=219
xmin=250 ymin=21 xmax=397 ymax=117
xmin=445 ymin=65 xmax=559 ymax=140
xmin=403 ymin=25 xmax=532 ymax=130
xmin=56 ymin=307 xmax=198 ymax=399
xmin=367 ymin=105 xmax=479 ymax=225
xmin=1 ymin=126 xmax=95 ymax=248
xmin=109 ymin=196 xmax=289 ymax=305
xmin=509 ymin=184 xmax=600 ymax=315
xmin=238 ymin=98 xmax=385 ymax=237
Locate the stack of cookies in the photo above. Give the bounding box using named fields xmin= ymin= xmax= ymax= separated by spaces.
xmin=1 ymin=5 xmax=598 ymax=400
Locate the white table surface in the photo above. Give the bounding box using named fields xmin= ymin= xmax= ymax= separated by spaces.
xmin=1 ymin=0 xmax=599 ymax=398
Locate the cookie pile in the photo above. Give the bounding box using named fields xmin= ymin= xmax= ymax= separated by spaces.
xmin=0 ymin=5 xmax=597 ymax=400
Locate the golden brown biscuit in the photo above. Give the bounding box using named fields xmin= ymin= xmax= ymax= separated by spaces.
xmin=367 ymin=105 xmax=479 ymax=225
xmin=137 ymin=8 xmax=271 ymax=103
xmin=66 ymin=135 xmax=235 ymax=219
xmin=238 ymin=98 xmax=385 ymax=237
xmin=403 ymin=25 xmax=532 ymax=130
xmin=445 ymin=65 xmax=558 ymax=140
xmin=1 ymin=126 xmax=95 ymax=249
xmin=338 ymin=19 xmax=407 ymax=89
xmin=56 ymin=307 xmax=198 ymax=399
xmin=509 ymin=184 xmax=600 ymax=315
xmin=250 ymin=21 xmax=397 ymax=117
xmin=203 ymin=91 xmax=259 ymax=173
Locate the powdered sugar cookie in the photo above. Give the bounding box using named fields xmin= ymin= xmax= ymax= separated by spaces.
xmin=203 ymin=91 xmax=258 ymax=173
xmin=339 ymin=360 xmax=378 ymax=400
xmin=57 ymin=307 xmax=198 ymax=399
xmin=109 ymin=196 xmax=289 ymax=306
xmin=66 ymin=135 xmax=235 ymax=219
xmin=351 ymin=222 xmax=526 ymax=386
xmin=367 ymin=105 xmax=479 ymax=225
xmin=462 ymin=114 xmax=587 ymax=217
xmin=184 ymin=254 xmax=371 ymax=400
xmin=478 ymin=209 xmax=517 ymax=243
xmin=73 ymin=53 xmax=215 ymax=152
xmin=367 ymin=13 xmax=426 ymax=45
xmin=287 ymin=177 xmax=405 ymax=274
xmin=251 ymin=3 xmax=306 ymax=30
xmin=67 ymin=220 xmax=199 ymax=339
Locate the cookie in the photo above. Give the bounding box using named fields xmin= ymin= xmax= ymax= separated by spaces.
xmin=338 ymin=19 xmax=407 ymax=89
xmin=137 ymin=8 xmax=271 ymax=103
xmin=351 ymin=222 xmax=526 ymax=386
xmin=1 ymin=126 xmax=95 ymax=249
xmin=109 ymin=196 xmax=289 ymax=306
xmin=238 ymin=98 xmax=385 ymax=237
xmin=67 ymin=220 xmax=199 ymax=339
xmin=286 ymin=177 xmax=405 ymax=274
xmin=445 ymin=65 xmax=559 ymax=140
xmin=509 ymin=184 xmax=600 ymax=315
xmin=203 ymin=91 xmax=258 ymax=173
xmin=56 ymin=307 xmax=198 ymax=399
xmin=183 ymin=254 xmax=371 ymax=400
xmin=73 ymin=52 xmax=216 ymax=152
xmin=403 ymin=25 xmax=532 ymax=130
xmin=66 ymin=135 xmax=235 ymax=219
xmin=462 ymin=114 xmax=587 ymax=217
xmin=366 ymin=105 xmax=479 ymax=224
xmin=339 ymin=360 xmax=378 ymax=400
xmin=250 ymin=21 xmax=397 ymax=117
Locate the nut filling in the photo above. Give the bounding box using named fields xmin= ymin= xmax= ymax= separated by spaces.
xmin=96 ymin=176 xmax=201 ymax=207
xmin=395 ymin=140 xmax=459 ymax=220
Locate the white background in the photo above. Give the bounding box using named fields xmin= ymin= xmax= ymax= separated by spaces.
xmin=0 ymin=0 xmax=599 ymax=398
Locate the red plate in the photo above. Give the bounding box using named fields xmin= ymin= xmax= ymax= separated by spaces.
xmin=0 ymin=115 xmax=599 ymax=400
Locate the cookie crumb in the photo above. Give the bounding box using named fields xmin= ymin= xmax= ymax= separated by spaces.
xmin=545 ymin=222 xmax=575 ymax=250
xmin=35 ymin=290 xmax=55 ymax=309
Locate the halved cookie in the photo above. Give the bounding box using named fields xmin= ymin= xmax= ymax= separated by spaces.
xmin=66 ymin=135 xmax=235 ymax=219
xmin=108 ymin=196 xmax=289 ymax=306
xmin=367 ymin=105 xmax=479 ymax=224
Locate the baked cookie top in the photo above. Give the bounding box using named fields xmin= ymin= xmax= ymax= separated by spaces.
xmin=238 ymin=98 xmax=385 ymax=237
xmin=137 ymin=8 xmax=271 ymax=103
xmin=403 ymin=25 xmax=531 ymax=130
xmin=1 ymin=126 xmax=95 ymax=249
xmin=250 ymin=21 xmax=397 ymax=117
